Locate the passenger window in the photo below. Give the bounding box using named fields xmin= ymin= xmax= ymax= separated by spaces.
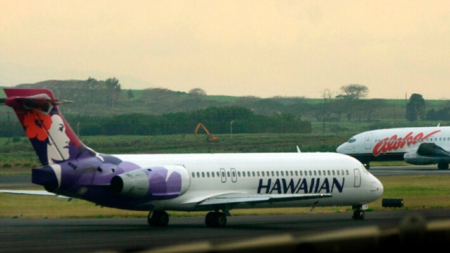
xmin=271 ymin=171 xmax=275 ymax=177
xmin=327 ymin=170 xmax=330 ymax=176
xmin=248 ymin=172 xmax=251 ymax=177
xmin=286 ymin=171 xmax=289 ymax=176
xmin=212 ymin=172 xmax=215 ymax=178
xmin=299 ymin=171 xmax=303 ymax=176
xmin=217 ymin=172 xmax=220 ymax=177
xmin=262 ymin=171 xmax=265 ymax=177
xmin=207 ymin=172 xmax=210 ymax=178
xmin=243 ymin=172 xmax=246 ymax=177
xmin=281 ymin=171 xmax=284 ymax=176
xmin=332 ymin=171 xmax=335 ymax=176
xmin=238 ymin=172 xmax=241 ymax=177
xmin=337 ymin=170 xmax=340 ymax=176
xmin=227 ymin=172 xmax=230 ymax=178
xmin=252 ymin=171 xmax=256 ymax=177
xmin=202 ymin=172 xmax=205 ymax=178
xmin=342 ymin=170 xmax=345 ymax=175
xmin=257 ymin=172 xmax=260 ymax=177
xmin=276 ymin=171 xmax=279 ymax=176
xmin=192 ymin=172 xmax=195 ymax=178
xmin=222 ymin=172 xmax=225 ymax=178
xmin=197 ymin=172 xmax=200 ymax=178
xmin=295 ymin=171 xmax=298 ymax=176
xmin=346 ymin=170 xmax=349 ymax=175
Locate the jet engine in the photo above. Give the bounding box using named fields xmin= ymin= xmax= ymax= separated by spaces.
xmin=404 ymin=142 xmax=450 ymax=165
xmin=110 ymin=165 xmax=190 ymax=199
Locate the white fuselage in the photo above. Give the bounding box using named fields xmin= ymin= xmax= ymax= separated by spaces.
xmin=113 ymin=152 xmax=383 ymax=211
xmin=337 ymin=126 xmax=450 ymax=163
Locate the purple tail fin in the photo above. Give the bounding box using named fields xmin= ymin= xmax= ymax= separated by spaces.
xmin=2 ymin=88 xmax=96 ymax=166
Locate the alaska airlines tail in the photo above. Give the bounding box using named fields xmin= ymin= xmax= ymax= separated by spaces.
xmin=2 ymin=88 xmax=96 ymax=166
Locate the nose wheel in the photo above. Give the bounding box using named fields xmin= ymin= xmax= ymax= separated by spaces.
xmin=352 ymin=209 xmax=365 ymax=220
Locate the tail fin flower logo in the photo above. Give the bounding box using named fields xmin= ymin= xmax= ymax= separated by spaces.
xmin=23 ymin=112 xmax=53 ymax=141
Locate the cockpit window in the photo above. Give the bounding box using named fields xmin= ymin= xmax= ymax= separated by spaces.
xmin=348 ymin=138 xmax=356 ymax=143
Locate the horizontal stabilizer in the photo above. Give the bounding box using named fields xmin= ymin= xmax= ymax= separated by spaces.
xmin=3 ymin=95 xmax=72 ymax=114
xmin=0 ymin=190 xmax=69 ymax=198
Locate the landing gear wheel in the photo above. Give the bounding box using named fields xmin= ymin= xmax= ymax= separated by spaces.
xmin=148 ymin=211 xmax=169 ymax=227
xmin=438 ymin=163 xmax=449 ymax=170
xmin=205 ymin=212 xmax=215 ymax=227
xmin=352 ymin=210 xmax=365 ymax=220
xmin=205 ymin=212 xmax=227 ymax=227
xmin=215 ymin=212 xmax=227 ymax=227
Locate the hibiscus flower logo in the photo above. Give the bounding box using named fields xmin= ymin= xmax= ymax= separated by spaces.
xmin=23 ymin=112 xmax=53 ymax=141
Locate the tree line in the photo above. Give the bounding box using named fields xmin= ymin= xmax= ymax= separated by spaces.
xmin=10 ymin=78 xmax=450 ymax=125
xmin=0 ymin=106 xmax=311 ymax=138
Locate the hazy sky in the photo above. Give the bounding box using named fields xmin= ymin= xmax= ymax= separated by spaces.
xmin=1 ymin=1 xmax=449 ymax=99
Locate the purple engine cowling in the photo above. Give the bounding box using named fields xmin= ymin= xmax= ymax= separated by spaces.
xmin=110 ymin=165 xmax=190 ymax=200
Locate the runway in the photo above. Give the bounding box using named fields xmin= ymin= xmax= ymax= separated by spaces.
xmin=1 ymin=209 xmax=450 ymax=253
xmin=1 ymin=165 xmax=450 ymax=253
xmin=369 ymin=165 xmax=450 ymax=176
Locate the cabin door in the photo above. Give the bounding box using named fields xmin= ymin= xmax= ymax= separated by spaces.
xmin=364 ymin=133 xmax=372 ymax=150
xmin=353 ymin=168 xmax=361 ymax=187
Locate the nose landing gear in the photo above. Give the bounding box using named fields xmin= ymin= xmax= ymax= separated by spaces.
xmin=352 ymin=205 xmax=366 ymax=220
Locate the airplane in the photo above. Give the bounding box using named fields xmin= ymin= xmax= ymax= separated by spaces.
xmin=336 ymin=125 xmax=450 ymax=170
xmin=0 ymin=88 xmax=383 ymax=227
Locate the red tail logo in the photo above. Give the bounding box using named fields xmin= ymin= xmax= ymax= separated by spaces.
xmin=372 ymin=130 xmax=440 ymax=156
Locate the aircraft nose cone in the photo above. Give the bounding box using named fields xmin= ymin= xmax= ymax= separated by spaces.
xmin=336 ymin=143 xmax=346 ymax=153
xmin=372 ymin=175 xmax=384 ymax=199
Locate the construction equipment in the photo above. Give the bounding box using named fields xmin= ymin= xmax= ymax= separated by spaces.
xmin=194 ymin=123 xmax=219 ymax=142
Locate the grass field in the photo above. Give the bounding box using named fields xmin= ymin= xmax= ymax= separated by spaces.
xmin=1 ymin=174 xmax=449 ymax=219
xmin=0 ymin=133 xmax=354 ymax=169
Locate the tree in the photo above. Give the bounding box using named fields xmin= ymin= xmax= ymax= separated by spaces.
xmin=337 ymin=84 xmax=369 ymax=121
xmin=339 ymin=84 xmax=368 ymax=100
xmin=406 ymin=93 xmax=425 ymax=121
xmin=189 ymin=88 xmax=207 ymax=96
xmin=105 ymin=77 xmax=122 ymax=108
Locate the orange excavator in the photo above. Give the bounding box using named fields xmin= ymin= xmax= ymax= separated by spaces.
xmin=194 ymin=123 xmax=220 ymax=142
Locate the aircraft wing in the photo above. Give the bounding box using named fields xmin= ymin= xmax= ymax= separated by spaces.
xmin=0 ymin=190 xmax=70 ymax=198
xmin=189 ymin=192 xmax=332 ymax=206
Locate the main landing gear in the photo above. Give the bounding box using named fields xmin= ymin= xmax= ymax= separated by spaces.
xmin=352 ymin=205 xmax=366 ymax=220
xmin=205 ymin=211 xmax=227 ymax=228
xmin=148 ymin=210 xmax=169 ymax=227
xmin=147 ymin=210 xmax=229 ymax=227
